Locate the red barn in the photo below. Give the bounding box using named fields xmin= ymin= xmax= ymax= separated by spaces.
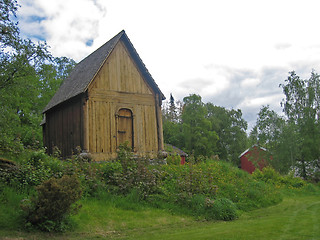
xmin=239 ymin=145 xmax=270 ymax=174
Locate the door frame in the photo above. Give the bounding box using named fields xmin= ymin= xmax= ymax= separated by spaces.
xmin=116 ymin=108 xmax=134 ymax=150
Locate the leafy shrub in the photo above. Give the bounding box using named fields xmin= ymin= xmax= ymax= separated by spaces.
xmin=158 ymin=160 xmax=282 ymax=213
xmin=21 ymin=175 xmax=82 ymax=232
xmin=252 ymin=166 xmax=306 ymax=189
xmin=206 ymin=198 xmax=238 ymax=221
xmin=166 ymin=153 xmax=181 ymax=165
xmin=2 ymin=150 xmax=67 ymax=190
xmin=117 ymin=142 xmax=135 ymax=172
xmin=100 ymin=143 xmax=161 ymax=200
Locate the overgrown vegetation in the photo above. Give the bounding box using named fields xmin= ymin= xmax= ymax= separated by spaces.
xmin=1 ymin=145 xmax=317 ymax=234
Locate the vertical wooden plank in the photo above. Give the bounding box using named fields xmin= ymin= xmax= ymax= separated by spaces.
xmin=155 ymin=94 xmax=164 ymax=151
xmin=116 ymin=44 xmax=121 ymax=92
xmin=67 ymin=104 xmax=73 ymax=155
xmin=95 ymin=101 xmax=99 ymax=152
xmin=47 ymin=114 xmax=52 ymax=154
xmin=91 ymin=100 xmax=97 ymax=153
xmin=82 ymin=97 xmax=89 ymax=152
xmin=74 ymin=101 xmax=81 ymax=150
xmin=109 ymin=50 xmax=117 ymax=91
xmin=99 ymin=65 xmax=105 ymax=90
xmin=130 ymin=59 xmax=137 ymax=93
xmin=110 ymin=104 xmax=116 ymax=154
xmin=122 ymin=44 xmax=129 ymax=92
xmin=134 ymin=106 xmax=140 ymax=153
xmin=141 ymin=106 xmax=147 ymax=154
xmin=128 ymin=48 xmax=135 ymax=93
xmin=105 ymin=62 xmax=110 ymax=91
xmin=105 ymin=102 xmax=111 ymax=153
xmin=96 ymin=101 xmax=100 ymax=153
xmin=101 ymin=102 xmax=105 ymax=153
xmin=119 ymin=44 xmax=124 ymax=92
xmin=148 ymin=106 xmax=153 ymax=153
xmin=59 ymin=108 xmax=64 ymax=155
xmin=98 ymin=101 xmax=103 ymax=153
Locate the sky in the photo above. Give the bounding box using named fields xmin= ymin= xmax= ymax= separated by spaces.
xmin=16 ymin=0 xmax=320 ymax=131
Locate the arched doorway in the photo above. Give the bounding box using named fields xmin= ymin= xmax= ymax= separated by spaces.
xmin=117 ymin=108 xmax=133 ymax=149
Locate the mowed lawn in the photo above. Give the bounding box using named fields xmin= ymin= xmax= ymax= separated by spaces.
xmin=1 ymin=194 xmax=319 ymax=240
xmin=112 ymin=195 xmax=320 ymax=240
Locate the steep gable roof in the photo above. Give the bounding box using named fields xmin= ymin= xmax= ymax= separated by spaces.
xmin=239 ymin=144 xmax=267 ymax=158
xmin=43 ymin=30 xmax=165 ymax=113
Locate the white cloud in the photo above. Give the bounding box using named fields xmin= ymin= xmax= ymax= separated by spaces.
xmin=241 ymin=78 xmax=260 ymax=88
xmin=18 ymin=0 xmax=107 ymax=60
xmin=16 ymin=0 xmax=320 ymax=130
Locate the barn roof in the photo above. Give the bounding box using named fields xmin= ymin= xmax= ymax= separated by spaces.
xmin=43 ymin=30 xmax=165 ymax=113
xmin=238 ymin=144 xmax=267 ymax=158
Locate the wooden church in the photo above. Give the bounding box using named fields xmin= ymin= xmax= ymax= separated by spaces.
xmin=42 ymin=30 xmax=165 ymax=160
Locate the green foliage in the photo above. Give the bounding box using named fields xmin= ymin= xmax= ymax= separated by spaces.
xmin=252 ymin=71 xmax=320 ymax=178
xmin=96 ymin=143 xmax=160 ymax=200
xmin=156 ymin=160 xmax=282 ymax=215
xmin=0 ymin=186 xmax=28 ymax=230
xmin=206 ymin=103 xmax=248 ymax=165
xmin=0 ymin=1 xmax=76 ymax=154
xmin=1 ymin=147 xmax=317 ymax=235
xmin=182 ymin=94 xmax=219 ymax=158
xmin=206 ymin=198 xmax=239 ymax=221
xmin=166 ymin=154 xmax=181 ymax=165
xmin=164 ymin=144 xmax=182 ymax=165
xmin=162 ymin=94 xmax=248 ymax=165
xmin=252 ymin=167 xmax=306 ymax=189
xmin=21 ymin=175 xmax=82 ymax=232
xmin=2 ymin=151 xmax=50 ymax=189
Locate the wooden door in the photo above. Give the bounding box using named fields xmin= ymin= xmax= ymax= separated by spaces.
xmin=117 ymin=108 xmax=133 ymax=149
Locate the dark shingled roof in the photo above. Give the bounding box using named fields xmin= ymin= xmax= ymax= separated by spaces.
xmin=43 ymin=30 xmax=165 ymax=113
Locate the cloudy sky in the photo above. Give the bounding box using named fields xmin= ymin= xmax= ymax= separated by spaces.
xmin=17 ymin=0 xmax=320 ymax=130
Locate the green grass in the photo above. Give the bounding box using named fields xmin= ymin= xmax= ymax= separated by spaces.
xmin=0 ymin=187 xmax=28 ymax=230
xmin=0 ymin=193 xmax=319 ymax=239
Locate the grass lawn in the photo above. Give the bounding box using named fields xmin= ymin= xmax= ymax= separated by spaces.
xmin=0 ymin=194 xmax=319 ymax=240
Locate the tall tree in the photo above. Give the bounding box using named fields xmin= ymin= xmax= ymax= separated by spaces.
xmin=181 ymin=94 xmax=218 ymax=158
xmin=250 ymin=105 xmax=298 ymax=173
xmin=280 ymin=71 xmax=320 ymax=178
xmin=206 ymin=103 xmax=248 ymax=165
xmin=0 ymin=0 xmax=19 ymax=48
xmin=0 ymin=1 xmax=75 ymax=152
xmin=162 ymin=94 xmax=183 ymax=147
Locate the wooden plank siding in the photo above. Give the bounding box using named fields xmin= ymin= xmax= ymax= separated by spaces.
xmin=86 ymin=41 xmax=160 ymax=160
xmin=43 ymin=31 xmax=165 ymax=161
xmin=44 ymin=97 xmax=83 ymax=157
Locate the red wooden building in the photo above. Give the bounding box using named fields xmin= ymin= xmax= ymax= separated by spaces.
xmin=239 ymin=145 xmax=270 ymax=174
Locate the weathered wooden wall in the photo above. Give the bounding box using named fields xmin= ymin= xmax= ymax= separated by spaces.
xmin=44 ymin=97 xmax=83 ymax=157
xmin=86 ymin=41 xmax=161 ymax=160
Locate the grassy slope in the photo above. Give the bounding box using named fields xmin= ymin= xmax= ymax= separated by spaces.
xmin=0 ymin=194 xmax=319 ymax=240
xmin=128 ymin=195 xmax=320 ymax=240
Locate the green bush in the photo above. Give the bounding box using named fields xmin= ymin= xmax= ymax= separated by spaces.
xmin=21 ymin=175 xmax=82 ymax=232
xmin=166 ymin=154 xmax=181 ymax=165
xmin=252 ymin=166 xmax=306 ymax=189
xmin=158 ymin=161 xmax=282 ymax=213
xmin=206 ymin=198 xmax=238 ymax=221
